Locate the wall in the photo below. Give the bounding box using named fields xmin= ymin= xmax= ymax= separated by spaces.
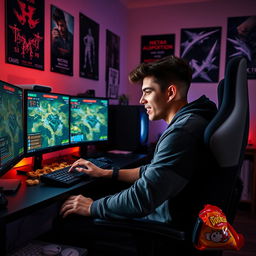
xmin=1 ymin=0 xmax=255 ymax=147
xmin=0 ymin=0 xmax=128 ymax=98
xmin=125 ymin=0 xmax=256 ymax=144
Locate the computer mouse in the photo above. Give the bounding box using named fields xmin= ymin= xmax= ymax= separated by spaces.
xmin=61 ymin=248 xmax=80 ymax=256
xmin=97 ymin=157 xmax=113 ymax=164
xmin=0 ymin=192 xmax=8 ymax=209
xmin=42 ymin=244 xmax=61 ymax=256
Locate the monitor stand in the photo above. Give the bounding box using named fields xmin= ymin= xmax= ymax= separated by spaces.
xmin=79 ymin=145 xmax=101 ymax=159
xmin=33 ymin=154 xmax=43 ymax=170
xmin=80 ymin=145 xmax=88 ymax=159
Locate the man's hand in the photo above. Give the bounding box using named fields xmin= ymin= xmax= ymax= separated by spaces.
xmin=69 ymin=158 xmax=112 ymax=178
xmin=60 ymin=195 xmax=93 ymax=218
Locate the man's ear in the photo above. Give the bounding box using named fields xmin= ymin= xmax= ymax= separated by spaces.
xmin=167 ymin=84 xmax=177 ymax=102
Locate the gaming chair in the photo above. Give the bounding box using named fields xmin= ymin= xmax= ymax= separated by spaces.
xmin=91 ymin=56 xmax=249 ymax=255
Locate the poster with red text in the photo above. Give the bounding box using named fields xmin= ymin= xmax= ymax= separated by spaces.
xmin=141 ymin=34 xmax=175 ymax=63
xmin=6 ymin=0 xmax=44 ymax=70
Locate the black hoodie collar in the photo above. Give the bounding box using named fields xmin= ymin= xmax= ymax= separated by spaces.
xmin=169 ymin=95 xmax=217 ymax=127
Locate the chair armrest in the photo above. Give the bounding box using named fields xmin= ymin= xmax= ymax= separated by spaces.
xmin=93 ymin=218 xmax=189 ymax=241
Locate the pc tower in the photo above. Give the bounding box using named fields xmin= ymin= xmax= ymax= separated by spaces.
xmin=108 ymin=105 xmax=149 ymax=153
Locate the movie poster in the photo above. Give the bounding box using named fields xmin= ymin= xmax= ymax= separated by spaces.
xmin=226 ymin=16 xmax=256 ymax=79
xmin=106 ymin=30 xmax=120 ymax=99
xmin=141 ymin=34 xmax=175 ymax=63
xmin=6 ymin=0 xmax=44 ymax=70
xmin=51 ymin=5 xmax=74 ymax=76
xmin=79 ymin=13 xmax=99 ymax=80
xmin=180 ymin=27 xmax=221 ymax=83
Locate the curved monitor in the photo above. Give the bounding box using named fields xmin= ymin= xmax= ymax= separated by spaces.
xmin=0 ymin=81 xmax=24 ymax=176
xmin=70 ymin=97 xmax=108 ymax=145
xmin=25 ymin=90 xmax=70 ymax=155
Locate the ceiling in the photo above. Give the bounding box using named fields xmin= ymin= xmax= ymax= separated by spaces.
xmin=119 ymin=0 xmax=215 ymax=8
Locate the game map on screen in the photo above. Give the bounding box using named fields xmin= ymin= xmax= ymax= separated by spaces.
xmin=0 ymin=82 xmax=24 ymax=168
xmin=70 ymin=98 xmax=108 ymax=143
xmin=27 ymin=92 xmax=69 ymax=152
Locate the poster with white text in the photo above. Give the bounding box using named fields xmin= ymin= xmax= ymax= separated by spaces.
xmin=51 ymin=5 xmax=74 ymax=76
xmin=226 ymin=16 xmax=256 ymax=79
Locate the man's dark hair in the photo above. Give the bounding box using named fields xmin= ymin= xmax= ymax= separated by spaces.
xmin=129 ymin=55 xmax=192 ymax=97
xmin=53 ymin=8 xmax=66 ymax=24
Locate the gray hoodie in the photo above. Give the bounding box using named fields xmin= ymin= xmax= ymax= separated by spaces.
xmin=91 ymin=95 xmax=217 ymax=226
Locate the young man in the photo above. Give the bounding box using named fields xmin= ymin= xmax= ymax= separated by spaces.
xmin=60 ymin=55 xmax=217 ymax=227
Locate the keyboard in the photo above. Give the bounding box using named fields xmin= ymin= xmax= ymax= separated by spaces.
xmin=40 ymin=158 xmax=113 ymax=187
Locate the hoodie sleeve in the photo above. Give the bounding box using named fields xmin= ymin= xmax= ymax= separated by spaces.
xmin=90 ymin=120 xmax=204 ymax=220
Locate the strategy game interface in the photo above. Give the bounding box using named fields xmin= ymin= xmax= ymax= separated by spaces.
xmin=70 ymin=98 xmax=108 ymax=143
xmin=0 ymin=82 xmax=24 ymax=169
xmin=27 ymin=92 xmax=70 ymax=153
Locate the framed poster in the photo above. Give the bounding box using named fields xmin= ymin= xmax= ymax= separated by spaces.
xmin=106 ymin=30 xmax=120 ymax=99
xmin=79 ymin=13 xmax=99 ymax=80
xmin=6 ymin=0 xmax=44 ymax=70
xmin=180 ymin=27 xmax=221 ymax=83
xmin=107 ymin=67 xmax=119 ymax=99
xmin=226 ymin=16 xmax=256 ymax=79
xmin=141 ymin=34 xmax=175 ymax=63
xmin=51 ymin=5 xmax=74 ymax=76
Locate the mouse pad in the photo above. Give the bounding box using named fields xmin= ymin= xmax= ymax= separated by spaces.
xmin=0 ymin=179 xmax=21 ymax=193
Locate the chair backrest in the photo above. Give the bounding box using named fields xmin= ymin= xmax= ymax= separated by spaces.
xmin=203 ymin=56 xmax=249 ymax=222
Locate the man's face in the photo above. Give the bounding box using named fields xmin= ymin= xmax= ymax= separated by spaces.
xmin=57 ymin=20 xmax=67 ymax=37
xmin=140 ymin=76 xmax=169 ymax=121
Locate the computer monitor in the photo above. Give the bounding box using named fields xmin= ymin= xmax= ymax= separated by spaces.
xmin=0 ymin=81 xmax=24 ymax=176
xmin=70 ymin=97 xmax=108 ymax=145
xmin=25 ymin=90 xmax=70 ymax=155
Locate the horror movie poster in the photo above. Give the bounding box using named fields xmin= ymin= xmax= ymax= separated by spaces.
xmin=180 ymin=27 xmax=221 ymax=83
xmin=79 ymin=13 xmax=99 ymax=80
xmin=6 ymin=0 xmax=44 ymax=70
xmin=106 ymin=30 xmax=120 ymax=99
xmin=141 ymin=34 xmax=175 ymax=63
xmin=51 ymin=5 xmax=74 ymax=76
xmin=226 ymin=16 xmax=256 ymax=79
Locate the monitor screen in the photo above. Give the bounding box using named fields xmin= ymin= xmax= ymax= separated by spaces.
xmin=25 ymin=91 xmax=70 ymax=154
xmin=70 ymin=97 xmax=108 ymax=144
xmin=0 ymin=81 xmax=24 ymax=174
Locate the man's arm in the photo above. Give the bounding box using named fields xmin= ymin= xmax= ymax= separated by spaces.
xmin=115 ymin=167 xmax=141 ymax=183
xmin=69 ymin=158 xmax=141 ymax=183
xmin=60 ymin=166 xmax=140 ymax=218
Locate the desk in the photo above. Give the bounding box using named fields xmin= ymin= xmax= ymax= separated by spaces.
xmin=0 ymin=153 xmax=148 ymax=254
xmin=244 ymin=147 xmax=256 ymax=215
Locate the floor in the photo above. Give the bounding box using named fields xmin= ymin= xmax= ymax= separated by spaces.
xmin=223 ymin=207 xmax=256 ymax=256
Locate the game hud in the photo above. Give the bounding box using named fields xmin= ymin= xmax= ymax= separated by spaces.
xmin=70 ymin=98 xmax=108 ymax=143
xmin=0 ymin=82 xmax=24 ymax=168
xmin=27 ymin=92 xmax=70 ymax=153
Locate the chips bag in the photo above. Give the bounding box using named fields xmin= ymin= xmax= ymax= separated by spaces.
xmin=192 ymin=204 xmax=244 ymax=251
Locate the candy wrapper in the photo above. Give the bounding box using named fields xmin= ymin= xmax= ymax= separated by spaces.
xmin=192 ymin=204 xmax=244 ymax=251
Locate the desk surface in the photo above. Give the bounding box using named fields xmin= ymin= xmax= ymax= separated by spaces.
xmin=0 ymin=153 xmax=147 ymax=222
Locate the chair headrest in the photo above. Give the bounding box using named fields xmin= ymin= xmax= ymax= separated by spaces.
xmin=204 ymin=57 xmax=249 ymax=168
